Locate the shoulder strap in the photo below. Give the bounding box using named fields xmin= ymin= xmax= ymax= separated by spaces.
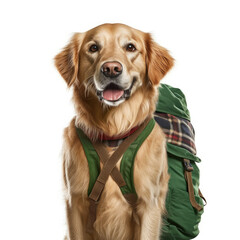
xmin=76 ymin=128 xmax=126 ymax=194
xmin=92 ymin=142 xmax=126 ymax=188
xmin=120 ymin=118 xmax=155 ymax=195
xmin=75 ymin=128 xmax=100 ymax=195
xmin=87 ymin=117 xmax=153 ymax=233
xmin=92 ymin=142 xmax=137 ymax=205
xmin=88 ymin=118 xmax=152 ymax=202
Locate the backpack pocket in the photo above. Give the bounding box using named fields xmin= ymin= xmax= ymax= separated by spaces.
xmin=161 ymin=187 xmax=204 ymax=240
xmin=161 ymin=154 xmax=205 ymax=239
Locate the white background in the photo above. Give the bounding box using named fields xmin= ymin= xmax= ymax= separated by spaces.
xmin=0 ymin=0 xmax=239 ymax=239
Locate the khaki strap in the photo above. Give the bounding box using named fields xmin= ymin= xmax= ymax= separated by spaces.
xmin=183 ymin=159 xmax=206 ymax=211
xmin=92 ymin=142 xmax=126 ymax=188
xmin=93 ymin=141 xmax=138 ymax=207
xmin=87 ymin=118 xmax=151 ymax=233
xmin=86 ymin=199 xmax=99 ymax=232
xmin=89 ymin=118 xmax=151 ymax=202
xmin=183 ymin=159 xmax=203 ymax=211
xmin=184 ymin=171 xmax=203 ymax=211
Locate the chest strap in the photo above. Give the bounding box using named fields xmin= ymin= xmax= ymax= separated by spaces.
xmin=86 ymin=117 xmax=152 ymax=233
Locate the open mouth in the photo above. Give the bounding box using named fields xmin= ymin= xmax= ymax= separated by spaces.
xmin=102 ymin=83 xmax=124 ymax=102
xmin=96 ymin=79 xmax=137 ymax=103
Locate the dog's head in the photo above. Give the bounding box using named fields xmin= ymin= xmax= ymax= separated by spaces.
xmin=55 ymin=23 xmax=174 ymax=107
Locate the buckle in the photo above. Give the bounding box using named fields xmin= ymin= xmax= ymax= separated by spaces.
xmin=183 ymin=159 xmax=194 ymax=172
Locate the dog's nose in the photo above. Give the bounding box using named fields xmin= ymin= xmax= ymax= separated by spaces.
xmin=101 ymin=61 xmax=123 ymax=78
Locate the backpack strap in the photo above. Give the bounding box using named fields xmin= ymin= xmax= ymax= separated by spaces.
xmin=87 ymin=117 xmax=152 ymax=233
xmin=183 ymin=159 xmax=206 ymax=211
xmin=119 ymin=118 xmax=155 ymax=196
xmin=76 ymin=128 xmax=127 ymax=194
xmin=92 ymin=142 xmax=137 ymax=205
xmin=92 ymin=142 xmax=126 ymax=188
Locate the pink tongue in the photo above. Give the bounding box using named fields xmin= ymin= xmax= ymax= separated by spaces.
xmin=103 ymin=89 xmax=124 ymax=101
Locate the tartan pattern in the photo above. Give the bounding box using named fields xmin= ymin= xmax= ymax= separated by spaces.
xmin=154 ymin=112 xmax=197 ymax=155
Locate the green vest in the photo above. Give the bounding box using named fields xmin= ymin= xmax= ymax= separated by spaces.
xmin=76 ymin=118 xmax=155 ymax=197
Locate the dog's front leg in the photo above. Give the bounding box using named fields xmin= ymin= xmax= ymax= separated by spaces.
xmin=63 ymin=148 xmax=86 ymax=240
xmin=65 ymin=196 xmax=85 ymax=240
xmin=137 ymin=200 xmax=162 ymax=240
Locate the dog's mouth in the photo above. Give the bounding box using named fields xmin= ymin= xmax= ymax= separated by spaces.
xmin=101 ymin=83 xmax=124 ymax=101
xmin=96 ymin=78 xmax=137 ymax=104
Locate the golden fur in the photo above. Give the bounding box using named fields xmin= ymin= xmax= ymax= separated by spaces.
xmin=55 ymin=23 xmax=174 ymax=240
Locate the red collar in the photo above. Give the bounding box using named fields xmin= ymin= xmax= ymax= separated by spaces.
xmin=99 ymin=125 xmax=140 ymax=141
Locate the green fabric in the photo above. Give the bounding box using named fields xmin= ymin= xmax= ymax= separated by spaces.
xmin=167 ymin=143 xmax=201 ymax=163
xmin=156 ymin=84 xmax=191 ymax=121
xmin=161 ymin=155 xmax=203 ymax=240
xmin=158 ymin=84 xmax=204 ymax=240
xmin=75 ymin=119 xmax=155 ymax=197
xmin=156 ymin=84 xmax=201 ymax=163
xmin=75 ymin=128 xmax=100 ymax=196
xmin=120 ymin=119 xmax=155 ymax=195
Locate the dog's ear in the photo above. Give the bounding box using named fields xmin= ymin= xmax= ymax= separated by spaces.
xmin=54 ymin=33 xmax=83 ymax=87
xmin=145 ymin=33 xmax=174 ymax=85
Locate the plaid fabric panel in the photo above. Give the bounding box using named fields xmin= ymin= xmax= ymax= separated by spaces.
xmin=154 ymin=112 xmax=197 ymax=155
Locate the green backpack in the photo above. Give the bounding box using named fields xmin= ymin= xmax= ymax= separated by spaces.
xmin=155 ymin=84 xmax=205 ymax=239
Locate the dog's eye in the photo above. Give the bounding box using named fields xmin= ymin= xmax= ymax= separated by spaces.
xmin=89 ymin=44 xmax=99 ymax=53
xmin=126 ymin=43 xmax=136 ymax=52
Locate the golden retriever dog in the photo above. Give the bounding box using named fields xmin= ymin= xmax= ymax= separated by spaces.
xmin=55 ymin=23 xmax=174 ymax=240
